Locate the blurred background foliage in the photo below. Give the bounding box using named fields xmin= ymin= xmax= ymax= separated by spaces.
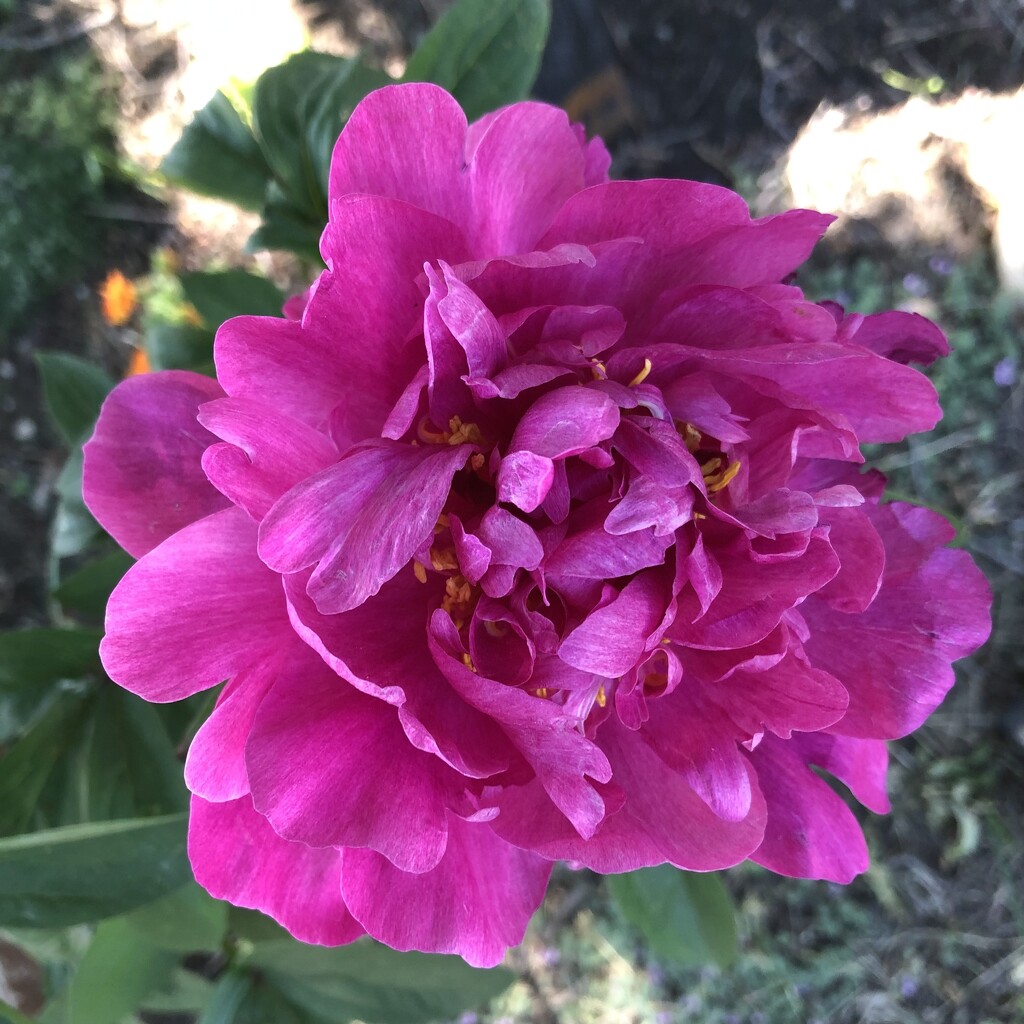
xmin=0 ymin=0 xmax=1022 ymax=1022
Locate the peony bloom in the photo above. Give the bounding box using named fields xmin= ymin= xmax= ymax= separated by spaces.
xmin=83 ymin=84 xmax=990 ymax=967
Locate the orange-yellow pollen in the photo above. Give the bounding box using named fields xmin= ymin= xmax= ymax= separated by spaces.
xmin=707 ymin=460 xmax=741 ymax=493
xmin=429 ymin=545 xmax=459 ymax=572
xmin=441 ymin=574 xmax=479 ymax=629
xmin=446 ymin=416 xmax=483 ymax=446
xmin=628 ymin=358 xmax=653 ymax=388
xmin=412 ymin=560 xmax=428 ymax=584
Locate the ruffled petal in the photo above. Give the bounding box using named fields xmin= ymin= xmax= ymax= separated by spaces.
xmin=101 ymin=508 xmax=289 ymax=701
xmin=246 ymin=644 xmax=454 ymax=873
xmin=189 ymin=796 xmax=362 ymax=946
xmin=83 ymin=371 xmax=228 ymax=557
xmin=341 ymin=817 xmax=551 ymax=967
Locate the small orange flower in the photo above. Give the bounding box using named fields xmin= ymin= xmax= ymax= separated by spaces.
xmin=126 ymin=347 xmax=151 ymax=377
xmin=100 ymin=270 xmax=137 ymax=326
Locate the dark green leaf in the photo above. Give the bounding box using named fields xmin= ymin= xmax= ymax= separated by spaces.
xmin=245 ymin=203 xmax=322 ymax=264
xmin=161 ymin=92 xmax=272 ymax=212
xmin=144 ymin=319 xmax=215 ymax=372
xmin=123 ymin=882 xmax=227 ymax=952
xmin=253 ymin=52 xmax=388 ymax=222
xmin=199 ymin=973 xmax=306 ymax=1024
xmin=247 ymin=940 xmax=515 ymax=1024
xmin=66 ymin=918 xmax=178 ymax=1024
xmin=0 ymin=813 xmax=191 ymax=927
xmin=35 ymin=353 xmax=114 ymax=446
xmin=608 ymin=866 xmax=738 ymax=968
xmin=0 ymin=690 xmax=91 ymax=837
xmin=403 ymin=0 xmax=551 ymax=121
xmin=0 ymin=629 xmax=102 ymax=691
xmin=53 ymin=550 xmax=134 ymax=620
xmin=79 ymin=687 xmax=188 ymax=821
xmin=181 ymin=270 xmax=285 ymax=330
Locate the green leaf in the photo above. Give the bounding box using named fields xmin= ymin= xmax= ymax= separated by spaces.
xmin=123 ymin=882 xmax=227 ymax=952
xmin=199 ymin=973 xmax=306 ymax=1024
xmin=161 ymin=91 xmax=272 ymax=212
xmin=181 ymin=269 xmax=285 ymax=330
xmin=35 ymin=353 xmax=114 ymax=446
xmin=245 ymin=203 xmax=321 ymax=264
xmin=247 ymin=940 xmax=515 ymax=1024
xmin=0 ymin=999 xmax=39 ymax=1024
xmin=607 ymin=866 xmax=738 ymax=968
xmin=53 ymin=550 xmax=134 ymax=620
xmin=144 ymin=319 xmax=215 ymax=372
xmin=403 ymin=0 xmax=551 ymax=121
xmin=0 ymin=690 xmax=91 ymax=837
xmin=0 ymin=629 xmax=102 ymax=691
xmin=66 ymin=918 xmax=177 ymax=1024
xmin=0 ymin=813 xmax=191 ymax=928
xmin=253 ymin=52 xmax=389 ymax=222
xmin=78 ymin=687 xmax=188 ymax=821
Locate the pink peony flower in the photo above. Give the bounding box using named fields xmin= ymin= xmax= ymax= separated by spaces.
xmin=83 ymin=84 xmax=990 ymax=967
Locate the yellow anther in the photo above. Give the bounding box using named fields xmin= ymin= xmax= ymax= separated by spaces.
xmin=628 ymin=358 xmax=653 ymax=388
xmin=707 ymin=460 xmax=741 ymax=493
xmin=429 ymin=546 xmax=459 ymax=572
xmin=596 ymin=684 xmax=607 ymax=708
xmin=701 ymin=457 xmax=723 ymax=479
xmin=433 ymin=513 xmax=450 ymax=534
xmin=681 ymin=423 xmax=702 ymax=452
xmin=461 ymin=652 xmax=477 ymax=672
xmin=590 ymin=360 xmax=607 ymax=381
xmin=416 ymin=417 xmax=449 ymax=444
xmin=447 ymin=416 xmax=484 ymax=446
xmin=470 ymin=452 xmax=486 ymax=472
xmin=533 ymin=687 xmax=550 ymax=699
xmin=441 ymin=574 xmax=479 ymax=626
xmin=412 ymin=560 xmax=428 ymax=584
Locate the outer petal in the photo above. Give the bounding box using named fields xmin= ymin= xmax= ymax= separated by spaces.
xmin=83 ymin=371 xmax=228 ymax=557
xmin=101 ymin=508 xmax=289 ymax=701
xmin=492 ymin=718 xmax=766 ymax=873
xmin=468 ymin=101 xmax=585 ymax=255
xmin=329 ymin=83 xmax=469 ymax=223
xmin=802 ymin=503 xmax=991 ymax=738
xmin=341 ymin=817 xmax=551 ymax=967
xmin=246 ymin=645 xmax=454 ymax=873
xmin=748 ymin=734 xmax=869 ymax=884
xmin=189 ymin=796 xmax=362 ymax=946
xmin=184 ymin=653 xmax=281 ymax=802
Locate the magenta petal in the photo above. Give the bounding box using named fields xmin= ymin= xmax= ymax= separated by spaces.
xmin=496 ymin=450 xmax=555 ymax=512
xmin=559 ymin=571 xmax=670 ymax=677
xmin=510 ymin=386 xmax=620 ymax=458
xmin=749 ymin=734 xmax=869 ymax=883
xmin=493 ymin=718 xmax=766 ymax=872
xmin=342 ymin=817 xmax=551 ymax=967
xmin=259 ymin=440 xmax=472 ymax=614
xmin=83 ymin=371 xmax=228 ymax=557
xmin=246 ymin=645 xmax=452 ymax=873
xmin=468 ymin=102 xmax=584 ymax=255
xmin=802 ymin=503 xmax=991 ymax=738
xmin=189 ymin=796 xmax=362 ymax=946
xmin=184 ymin=654 xmax=281 ymax=801
xmin=793 ymin=732 xmax=890 ymax=814
xmin=198 ymin=397 xmax=337 ymax=520
xmin=845 ymin=310 xmax=950 ymax=365
xmin=329 ymin=83 xmax=469 ymax=223
xmin=101 ymin=508 xmax=289 ymax=702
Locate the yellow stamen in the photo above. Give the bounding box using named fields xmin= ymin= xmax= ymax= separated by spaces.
xmin=701 ymin=457 xmax=723 ymax=479
xmin=433 ymin=513 xmax=450 ymax=535
xmin=447 ymin=416 xmax=483 ymax=446
xmin=429 ymin=546 xmax=459 ymax=572
xmin=533 ymin=687 xmax=550 ymax=699
xmin=628 ymin=358 xmax=653 ymax=388
xmin=707 ymin=460 xmax=741 ymax=493
xmin=416 ymin=417 xmax=449 ymax=444
xmin=412 ymin=560 xmax=428 ymax=584
xmin=590 ymin=360 xmax=607 ymax=381
xmin=596 ymin=684 xmax=607 ymax=708
xmin=470 ymin=452 xmax=486 ymax=472
xmin=682 ymin=423 xmax=702 ymax=452
xmin=441 ymin=574 xmax=479 ymax=626
xmin=461 ymin=652 xmax=477 ymax=672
